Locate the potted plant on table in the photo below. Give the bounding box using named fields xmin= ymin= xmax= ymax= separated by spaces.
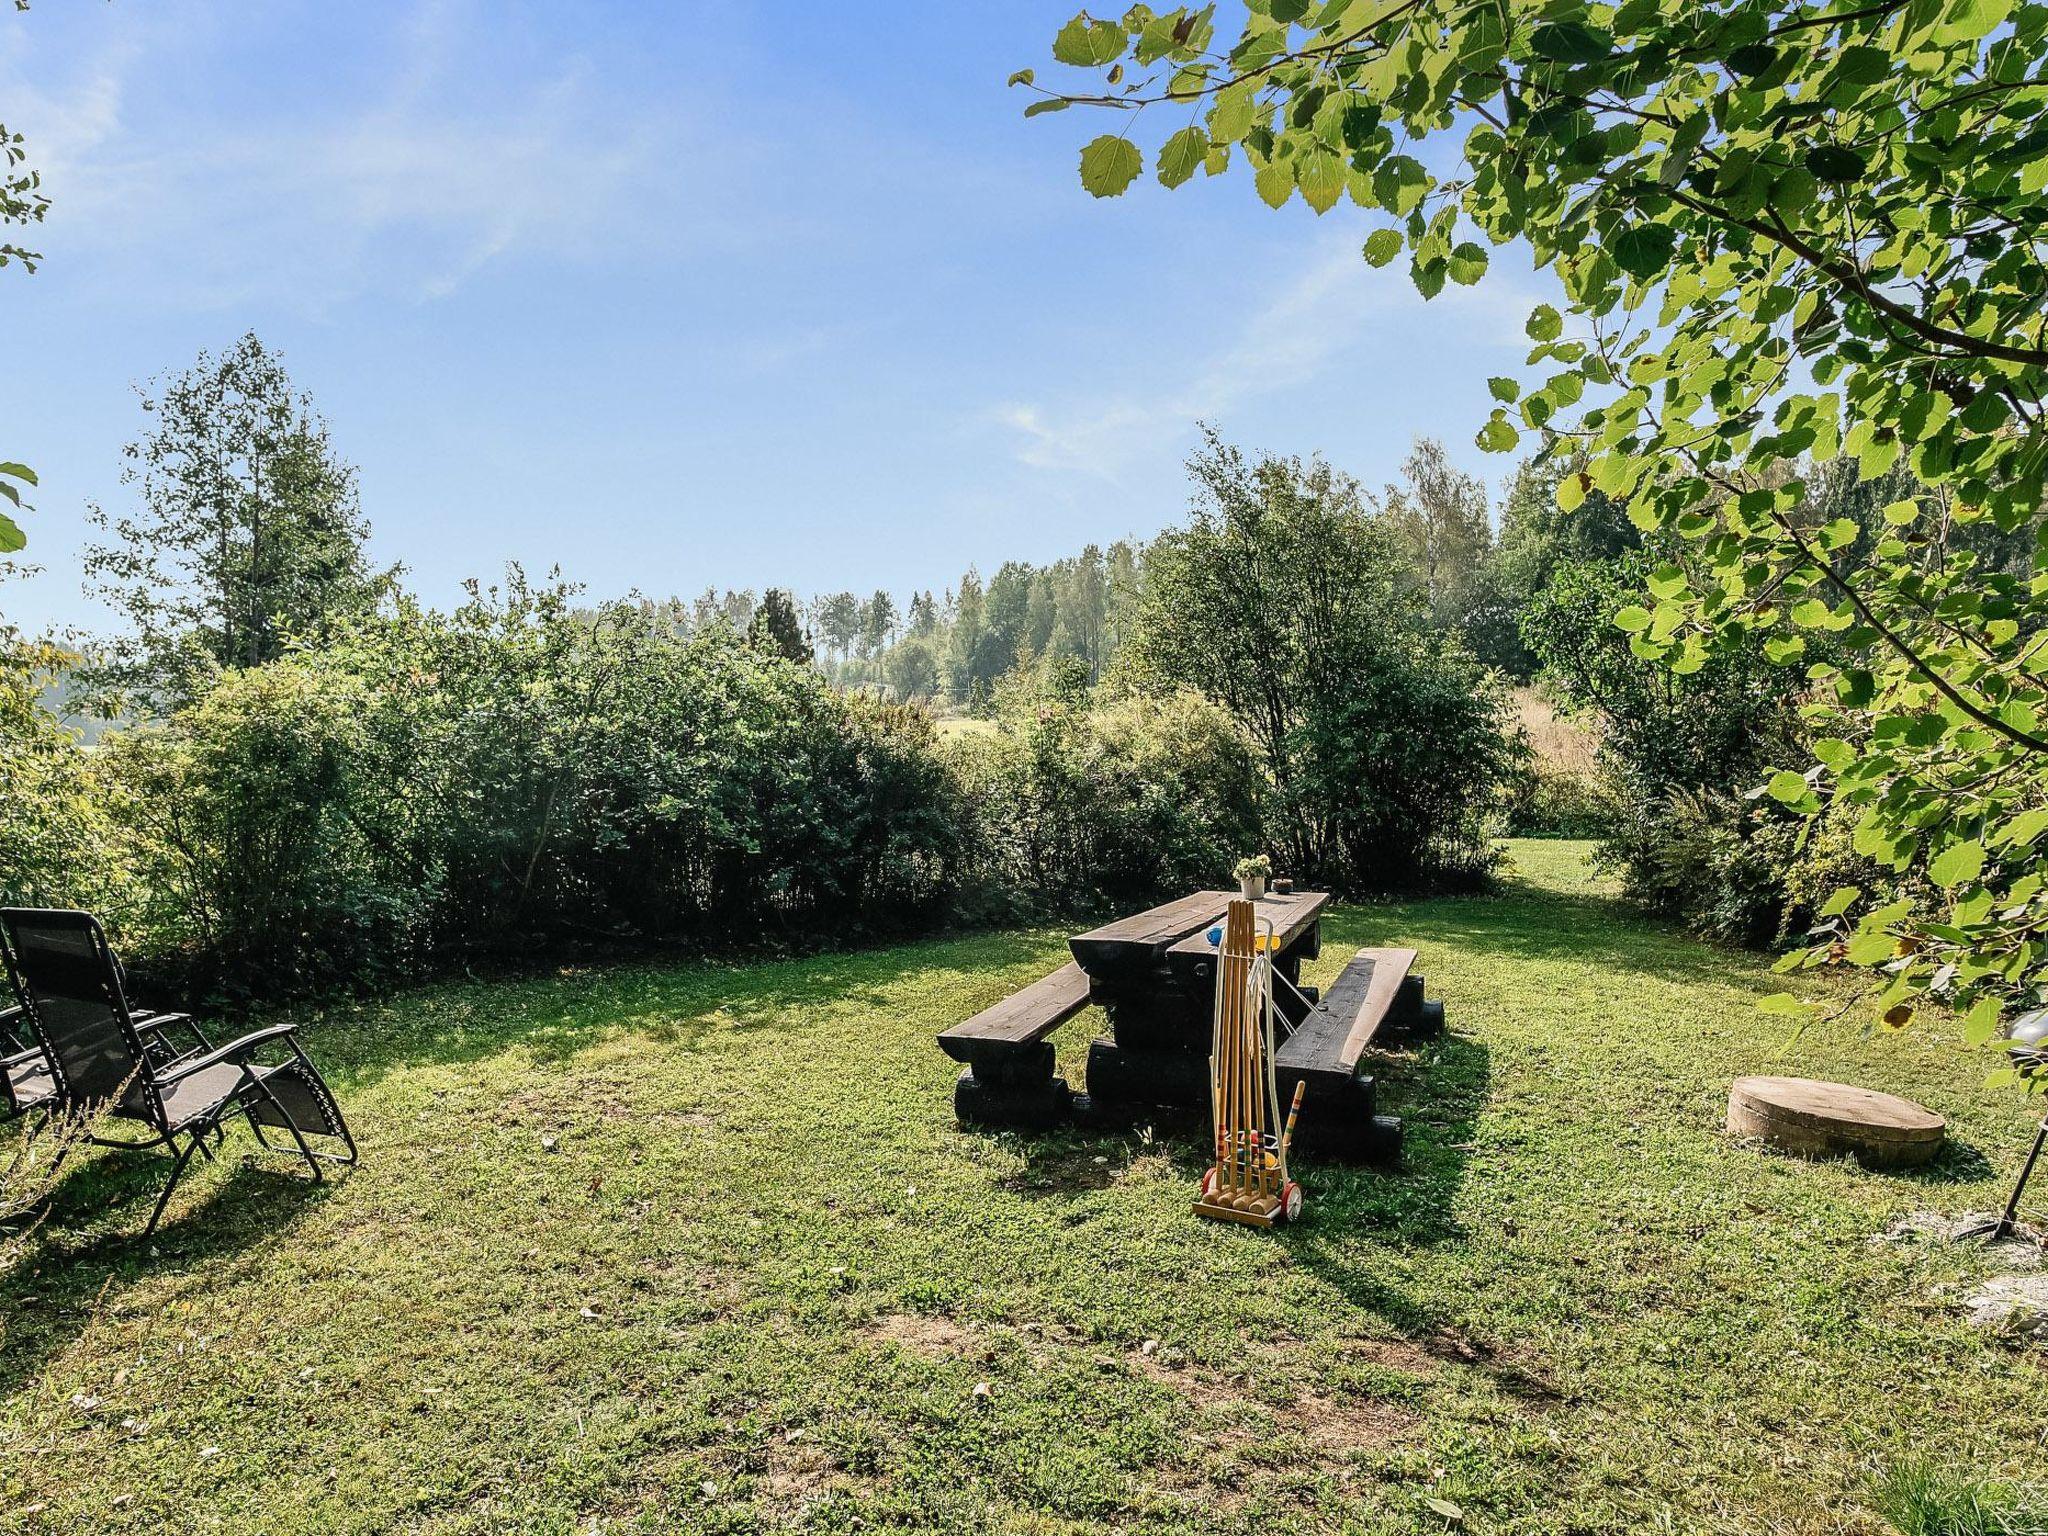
xmin=1233 ymin=854 xmax=1272 ymax=901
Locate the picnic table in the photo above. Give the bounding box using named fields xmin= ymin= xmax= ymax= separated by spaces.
xmin=938 ymin=889 xmax=1442 ymax=1161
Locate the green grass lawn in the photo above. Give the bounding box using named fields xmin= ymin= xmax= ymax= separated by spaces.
xmin=4 ymin=842 xmax=2044 ymax=1534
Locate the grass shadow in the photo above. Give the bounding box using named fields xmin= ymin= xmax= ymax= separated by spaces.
xmin=0 ymin=1149 xmax=332 ymax=1400
xmin=312 ymin=927 xmax=1074 ymax=1091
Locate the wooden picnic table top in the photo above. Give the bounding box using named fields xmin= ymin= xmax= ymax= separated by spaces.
xmin=1069 ymin=888 xmax=1329 ymax=980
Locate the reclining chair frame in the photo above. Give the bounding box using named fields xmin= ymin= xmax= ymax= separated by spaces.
xmin=0 ymin=908 xmax=357 ymax=1237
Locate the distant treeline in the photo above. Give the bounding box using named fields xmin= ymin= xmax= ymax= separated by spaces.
xmin=673 ymin=436 xmax=1594 ymax=709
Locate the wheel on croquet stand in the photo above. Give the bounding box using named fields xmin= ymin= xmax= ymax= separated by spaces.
xmin=1281 ymin=1181 xmax=1303 ymax=1224
xmin=1199 ymin=1167 xmax=1218 ymax=1200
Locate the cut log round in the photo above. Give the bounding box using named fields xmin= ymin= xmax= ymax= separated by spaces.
xmin=1727 ymin=1076 xmax=1945 ymax=1169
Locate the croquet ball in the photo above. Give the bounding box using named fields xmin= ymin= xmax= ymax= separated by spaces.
xmin=1281 ymin=1181 xmax=1303 ymax=1224
xmin=1206 ymin=925 xmax=1222 ymax=947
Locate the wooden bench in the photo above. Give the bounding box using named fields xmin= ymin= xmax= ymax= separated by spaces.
xmin=939 ymin=962 xmax=1090 ymax=1077
xmin=939 ymin=962 xmax=1092 ymax=1128
xmin=1270 ymin=947 xmax=1443 ymax=1162
xmin=1276 ymin=947 xmax=1419 ymax=1091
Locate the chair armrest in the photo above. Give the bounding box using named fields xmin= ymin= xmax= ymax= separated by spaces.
xmin=134 ymin=1011 xmax=214 ymax=1050
xmin=155 ymin=1024 xmax=300 ymax=1087
xmin=2 ymin=1043 xmax=41 ymax=1070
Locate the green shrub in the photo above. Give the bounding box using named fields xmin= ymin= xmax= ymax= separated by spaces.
xmin=948 ymin=664 xmax=1263 ymax=915
xmin=0 ymin=637 xmax=133 ymax=916
xmin=91 ymin=577 xmax=971 ymax=1001
xmin=94 ymin=659 xmax=427 ymax=1003
xmin=1506 ymin=762 xmax=1613 ymax=838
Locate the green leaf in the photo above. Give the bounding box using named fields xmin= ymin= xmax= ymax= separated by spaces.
xmin=1363 ymin=228 xmax=1404 ymax=267
xmin=1296 ymin=148 xmax=1345 ymax=213
xmin=1008 ymin=68 xmax=1036 ymax=88
xmin=1833 ymin=45 xmax=1891 ymax=85
xmin=1254 ymin=157 xmax=1294 ymax=208
xmin=1054 ymin=15 xmax=1126 ymax=67
xmin=1079 ymin=136 xmax=1143 ymax=197
xmin=1726 ymin=42 xmax=1777 ymax=75
xmin=1612 ymin=604 xmax=1652 ymax=633
xmin=1526 ymin=304 xmax=1562 ymax=342
xmin=1766 ymin=769 xmax=1811 ymax=805
xmin=1024 ymin=98 xmax=1071 ymax=117
xmin=0 ymin=508 xmax=21 ymax=554
xmin=1476 ymin=414 xmax=1520 ymax=453
xmin=1756 ymin=993 xmax=1813 ymax=1017
xmin=1804 ymin=145 xmax=1868 ymax=184
xmin=1964 ymin=995 xmax=2005 ymax=1047
xmin=1487 ymin=376 xmax=1520 ymax=403
xmin=1610 ymin=222 xmax=1677 ymax=281
xmin=1819 ymin=886 xmax=1860 ymax=918
xmin=1529 ymin=21 xmax=1611 ymax=63
xmin=1929 ymin=840 xmax=1988 ymax=888
xmin=1446 ymin=241 xmax=1488 ymax=285
xmin=1208 ymin=85 xmax=1257 ymax=144
xmin=1997 ymin=807 xmax=2048 ymax=848
xmin=1156 ymin=126 xmax=1209 ymax=188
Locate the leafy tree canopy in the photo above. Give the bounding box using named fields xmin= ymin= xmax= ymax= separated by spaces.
xmin=81 ymin=333 xmax=392 ymax=712
xmin=1028 ymin=0 xmax=2048 ymax=1050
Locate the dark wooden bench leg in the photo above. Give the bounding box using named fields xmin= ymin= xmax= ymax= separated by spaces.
xmin=1084 ymin=1035 xmax=1208 ymax=1110
xmin=950 ymin=1042 xmax=1074 ymax=1130
xmin=953 ymin=1066 xmax=1073 ymax=1129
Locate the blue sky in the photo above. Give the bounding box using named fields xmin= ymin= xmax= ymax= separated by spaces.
xmin=1 ymin=0 xmax=1554 ymax=636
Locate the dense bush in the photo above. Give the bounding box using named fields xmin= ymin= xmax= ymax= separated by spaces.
xmin=1526 ymin=552 xmax=1891 ymax=946
xmin=0 ymin=636 xmax=132 ymax=915
xmin=948 ymin=661 xmax=1263 ymax=915
xmin=1505 ymin=762 xmax=1613 ymax=838
xmin=71 ymin=578 xmax=970 ymax=1003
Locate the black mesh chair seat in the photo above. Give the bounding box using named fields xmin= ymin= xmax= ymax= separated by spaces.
xmin=6 ymin=1051 xmax=56 ymax=1113
xmin=146 ymin=1061 xmax=292 ymax=1131
xmin=0 ymin=907 xmax=358 ymax=1237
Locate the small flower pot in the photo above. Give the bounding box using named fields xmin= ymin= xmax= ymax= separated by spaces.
xmin=1239 ymin=876 xmax=1267 ymax=901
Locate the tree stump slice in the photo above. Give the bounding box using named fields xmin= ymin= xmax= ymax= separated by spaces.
xmin=1727 ymin=1076 xmax=1945 ymax=1169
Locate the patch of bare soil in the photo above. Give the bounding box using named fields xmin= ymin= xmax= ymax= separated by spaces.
xmin=1125 ymin=1338 xmax=1422 ymax=1472
xmin=999 ymin=1146 xmax=1121 ymax=1195
xmin=1421 ymin=1326 xmax=1566 ymax=1407
xmin=756 ymin=1434 xmax=847 ymax=1522
xmin=1296 ymin=1391 xmax=1420 ymax=1451
xmin=864 ymin=1311 xmax=994 ymax=1363
xmin=1333 ymin=1335 xmax=1442 ymax=1376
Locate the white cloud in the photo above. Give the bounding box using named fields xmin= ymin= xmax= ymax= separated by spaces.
xmin=0 ymin=0 xmax=790 ymax=314
xmin=991 ymin=224 xmax=1539 ymax=482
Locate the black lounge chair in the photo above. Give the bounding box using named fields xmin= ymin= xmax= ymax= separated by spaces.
xmin=0 ymin=908 xmax=358 ymax=1236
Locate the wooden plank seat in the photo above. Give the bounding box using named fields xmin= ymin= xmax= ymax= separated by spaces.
xmin=1277 ymin=947 xmax=1418 ymax=1091
xmin=1270 ymin=947 xmax=1444 ymax=1162
xmin=940 ymin=962 xmax=1092 ymax=1129
xmin=939 ymin=962 xmax=1090 ymax=1077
